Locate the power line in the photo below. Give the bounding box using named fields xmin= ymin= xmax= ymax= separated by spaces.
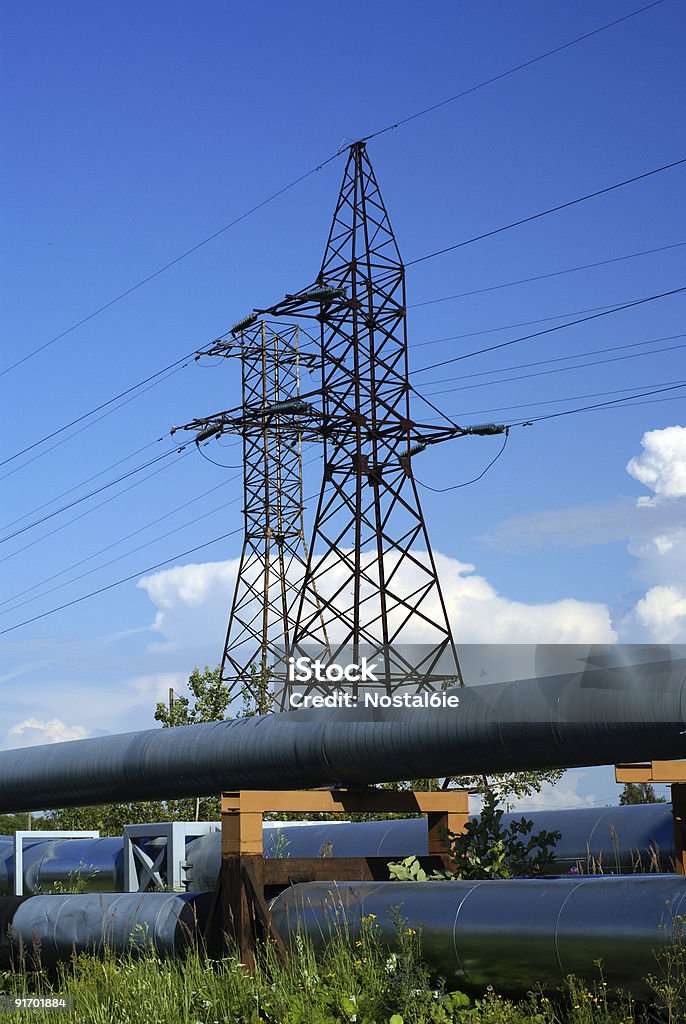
xmin=417 ymin=331 xmax=685 ymax=389
xmin=4 ymin=178 xmax=681 ymax=500
xmin=505 ymin=381 xmax=686 ymax=427
xmin=4 ymin=293 xmax=680 ymax=553
xmin=0 ymin=447 xmax=195 ymax=568
xmin=601 ymin=393 xmax=686 ymax=411
xmin=0 ymin=494 xmax=245 ymax=618
xmin=5 ymin=302 xmax=677 ymax=547
xmin=0 ymin=295 xmax=621 ymax=484
xmin=407 ymin=158 xmax=686 ymax=267
xmin=0 ymin=156 xmax=342 ymax=379
xmin=2 ymin=4 xmax=676 ymax=386
xmin=0 ymin=445 xmax=188 ymax=547
xmin=0 ymin=354 xmax=196 ymax=470
xmin=0 ymin=484 xmax=322 ymax=637
xmin=363 ymin=0 xmax=668 ymax=142
xmin=0 ymin=281 xmax=656 ymax=501
xmin=0 ymin=476 xmax=238 ymax=609
xmin=421 ymin=338 xmax=686 ymax=398
xmin=2 ymin=325 xmax=247 ymax=483
xmin=196 ymin=445 xmax=244 ymax=470
xmin=0 ymin=437 xmax=164 ymax=531
xmin=412 ymin=302 xmax=621 ymax=352
xmin=411 ymin=285 xmax=686 ymax=374
xmin=418 ymin=383 xmax=686 ymax=453
xmin=431 ymin=377 xmax=686 ymax=420
xmin=0 ymin=530 xmax=245 ymax=638
xmin=2 ymin=415 xmax=236 ymax=539
xmin=416 ymin=430 xmax=510 ymax=493
xmin=0 ymin=365 xmax=187 ymax=485
xmin=0 ymin=344 xmax=206 ymax=471
xmin=7 ymin=236 xmax=680 ymax=482
xmin=408 ymin=241 xmax=686 ymax=310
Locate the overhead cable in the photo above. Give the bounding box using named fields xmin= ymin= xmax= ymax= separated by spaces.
xmin=0 ymin=446 xmax=188 ymax=547
xmin=0 ymin=530 xmax=245 ymax=637
xmin=2 ymin=0 xmax=675 ymax=381
xmin=0 ymin=447 xmax=193 ymax=567
xmin=407 ymin=159 xmax=686 ymax=267
xmin=421 ymin=338 xmax=686 ymax=398
xmin=0 ymin=477 xmax=237 ymax=609
xmin=409 ymin=240 xmax=686 ymax=310
xmin=411 ymin=285 xmax=686 ymax=374
xmin=362 ymin=0 xmax=669 ymax=143
xmin=416 ymin=430 xmax=510 ymax=492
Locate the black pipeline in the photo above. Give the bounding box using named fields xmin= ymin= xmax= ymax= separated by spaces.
xmin=0 ymin=658 xmax=685 ymax=812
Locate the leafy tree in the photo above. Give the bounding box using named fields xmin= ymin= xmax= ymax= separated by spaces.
xmin=0 ymin=812 xmax=31 ymax=834
xmin=443 ymin=769 xmax=565 ymax=802
xmin=42 ymin=802 xmax=170 ymax=836
xmin=238 ymin=662 xmax=274 ymax=717
xmin=620 ymin=781 xmax=666 ymax=805
xmin=445 ymin=788 xmax=561 ymax=878
xmin=154 ymin=663 xmax=231 ymax=823
xmin=154 ymin=664 xmax=230 ymax=727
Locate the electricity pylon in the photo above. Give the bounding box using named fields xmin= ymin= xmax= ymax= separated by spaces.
xmin=174 ymin=321 xmax=329 ymax=708
xmin=176 ymin=142 xmax=506 ymax=707
xmin=259 ymin=142 xmax=478 ymax=697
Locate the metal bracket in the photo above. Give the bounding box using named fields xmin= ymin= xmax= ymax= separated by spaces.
xmin=123 ymin=821 xmax=219 ymax=892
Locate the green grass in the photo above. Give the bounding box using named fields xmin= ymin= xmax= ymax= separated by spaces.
xmin=0 ymin=914 xmax=680 ymax=1024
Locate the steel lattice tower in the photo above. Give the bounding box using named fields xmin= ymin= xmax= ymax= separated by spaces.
xmin=176 ymin=143 xmax=506 ymax=706
xmin=261 ymin=142 xmax=463 ymax=697
xmin=175 ymin=321 xmax=329 ymax=707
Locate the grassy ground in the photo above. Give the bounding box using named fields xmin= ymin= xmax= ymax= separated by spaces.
xmin=0 ymin=914 xmax=682 ymax=1024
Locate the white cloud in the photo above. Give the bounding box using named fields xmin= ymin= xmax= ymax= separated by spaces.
xmin=621 ymin=425 xmax=686 ymax=642
xmin=479 ymin=425 xmax=686 ymax=644
xmin=626 ymin=425 xmax=686 ymax=499
xmin=479 ymin=497 xmax=640 ymax=551
xmin=633 ymin=585 xmax=686 ymax=643
xmin=5 ymin=717 xmax=89 ymax=748
xmin=138 ymin=548 xmax=615 ymax=657
xmin=511 ymin=772 xmax=598 ymax=812
xmin=127 ymin=672 xmax=188 ymax=704
xmin=435 ymin=553 xmax=614 ymax=643
xmin=137 ymin=558 xmax=237 ymax=652
xmin=627 ymin=524 xmax=686 ymax=586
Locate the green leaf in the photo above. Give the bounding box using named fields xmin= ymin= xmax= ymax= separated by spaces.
xmin=447 ymin=990 xmax=471 ymax=1007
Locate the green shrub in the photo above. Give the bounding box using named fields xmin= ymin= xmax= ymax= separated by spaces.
xmin=389 ymin=789 xmax=560 ymax=883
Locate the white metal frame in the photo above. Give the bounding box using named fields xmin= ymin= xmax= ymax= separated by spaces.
xmin=13 ymin=830 xmax=99 ymax=896
xmin=123 ymin=821 xmax=219 ymax=892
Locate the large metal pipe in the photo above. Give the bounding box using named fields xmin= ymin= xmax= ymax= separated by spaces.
xmin=0 ymin=804 xmax=672 ymax=895
xmin=185 ymin=802 xmax=675 ymax=889
xmin=0 ymin=892 xmax=213 ymax=969
xmin=270 ymin=875 xmax=686 ymax=997
xmin=0 ymin=877 xmax=681 ymax=992
xmin=0 ymin=836 xmax=124 ymax=895
xmin=1 ymin=659 xmax=684 ymax=811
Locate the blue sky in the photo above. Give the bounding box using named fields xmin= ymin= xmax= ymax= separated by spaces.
xmin=1 ymin=1 xmax=685 ymax=808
